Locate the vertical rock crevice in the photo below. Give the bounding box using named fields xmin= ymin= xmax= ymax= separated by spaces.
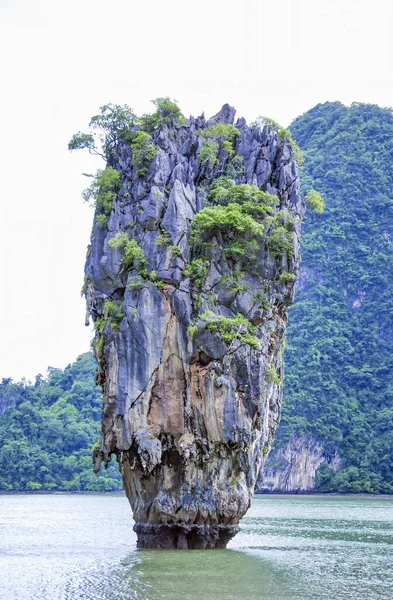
xmin=84 ymin=103 xmax=305 ymax=548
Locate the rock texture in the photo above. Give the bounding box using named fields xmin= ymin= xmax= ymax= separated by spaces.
xmin=258 ymin=435 xmax=341 ymax=492
xmin=0 ymin=382 xmax=21 ymax=418
xmin=84 ymin=104 xmax=304 ymax=548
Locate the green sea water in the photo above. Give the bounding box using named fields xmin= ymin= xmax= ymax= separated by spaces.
xmin=0 ymin=494 xmax=392 ymax=599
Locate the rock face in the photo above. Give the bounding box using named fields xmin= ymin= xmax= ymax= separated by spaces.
xmin=0 ymin=386 xmax=17 ymax=418
xmin=258 ymin=435 xmax=342 ymax=492
xmin=84 ymin=104 xmax=304 ymax=548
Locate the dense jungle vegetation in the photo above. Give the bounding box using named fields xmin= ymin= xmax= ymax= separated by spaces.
xmin=0 ymin=353 xmax=122 ymax=491
xmin=276 ymin=102 xmax=393 ymax=493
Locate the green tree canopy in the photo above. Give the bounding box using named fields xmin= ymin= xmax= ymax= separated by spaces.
xmin=271 ymin=102 xmax=393 ymax=494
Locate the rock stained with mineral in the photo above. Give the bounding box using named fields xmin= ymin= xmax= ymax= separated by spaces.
xmin=83 ymin=103 xmax=304 ymax=548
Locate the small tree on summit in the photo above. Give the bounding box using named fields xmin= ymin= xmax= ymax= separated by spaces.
xmin=68 ymin=103 xmax=137 ymax=161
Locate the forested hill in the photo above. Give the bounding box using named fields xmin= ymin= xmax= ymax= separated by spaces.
xmin=0 ymin=353 xmax=121 ymax=491
xmin=263 ymin=102 xmax=393 ymax=493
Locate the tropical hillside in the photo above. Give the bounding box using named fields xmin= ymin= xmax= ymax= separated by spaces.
xmin=267 ymin=102 xmax=393 ymax=493
xmin=0 ymin=353 xmax=121 ymax=491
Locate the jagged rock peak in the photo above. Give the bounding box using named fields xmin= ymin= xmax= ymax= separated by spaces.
xmin=206 ymin=103 xmax=236 ymax=126
xmin=82 ymin=101 xmax=305 ymax=549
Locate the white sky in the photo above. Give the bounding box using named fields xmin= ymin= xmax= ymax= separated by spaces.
xmin=1 ymin=0 xmax=392 ymax=381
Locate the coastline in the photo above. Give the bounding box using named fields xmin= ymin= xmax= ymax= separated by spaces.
xmin=1 ymin=489 xmax=393 ymax=498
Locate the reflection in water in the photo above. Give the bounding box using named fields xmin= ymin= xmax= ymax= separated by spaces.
xmin=0 ymin=494 xmax=392 ymax=600
xmin=74 ymin=548 xmax=287 ymax=600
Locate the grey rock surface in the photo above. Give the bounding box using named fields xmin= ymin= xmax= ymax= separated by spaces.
xmin=258 ymin=435 xmax=342 ymax=492
xmin=85 ymin=104 xmax=305 ymax=548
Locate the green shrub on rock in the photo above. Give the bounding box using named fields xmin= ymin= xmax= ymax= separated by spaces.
xmin=197 ymin=123 xmax=240 ymax=141
xmin=103 ymin=300 xmax=124 ymax=330
xmin=96 ymin=214 xmax=109 ymax=228
xmin=208 ymin=180 xmax=278 ymax=208
xmin=191 ymin=203 xmax=264 ymax=240
xmin=130 ymin=131 xmax=157 ymax=176
xmin=184 ymin=259 xmax=209 ymax=288
xmin=266 ymin=367 xmax=281 ymax=385
xmin=197 ymin=124 xmax=240 ymax=165
xmin=82 ymin=167 xmax=121 ymax=216
xmin=139 ymin=97 xmax=185 ymax=132
xmin=279 ymin=272 xmax=296 ymax=285
xmin=108 ymin=232 xmax=148 ymax=273
xmin=199 ymin=311 xmax=259 ymax=349
xmin=266 ymin=226 xmax=294 ymax=259
xmin=198 ymin=140 xmax=219 ymax=165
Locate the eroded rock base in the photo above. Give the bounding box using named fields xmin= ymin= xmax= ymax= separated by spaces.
xmin=134 ymin=523 xmax=239 ymax=549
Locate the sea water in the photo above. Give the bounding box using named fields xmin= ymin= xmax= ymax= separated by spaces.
xmin=0 ymin=493 xmax=392 ymax=599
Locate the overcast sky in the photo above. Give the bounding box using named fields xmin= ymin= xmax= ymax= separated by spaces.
xmin=1 ymin=0 xmax=392 ymax=381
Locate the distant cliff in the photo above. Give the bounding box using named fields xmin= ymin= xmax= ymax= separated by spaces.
xmin=259 ymin=435 xmax=341 ymax=492
xmin=77 ymin=100 xmax=304 ymax=547
xmin=260 ymin=102 xmax=393 ymax=494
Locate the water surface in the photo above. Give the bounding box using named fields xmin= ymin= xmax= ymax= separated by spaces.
xmin=0 ymin=493 xmax=392 ymax=599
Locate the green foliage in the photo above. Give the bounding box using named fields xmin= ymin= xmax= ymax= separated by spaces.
xmin=184 ymin=259 xmax=209 ymax=288
xmin=224 ymin=238 xmax=259 ymax=262
xmin=191 ymin=203 xmax=264 ymax=240
xmin=266 ymin=367 xmax=281 ymax=386
xmin=200 ymin=311 xmax=259 ymax=348
xmin=306 ymin=189 xmax=325 ymax=213
xmin=187 ymin=324 xmax=198 ymax=339
xmin=218 ymin=272 xmax=248 ymax=293
xmin=81 ymin=275 xmax=89 ymax=296
xmin=273 ymin=101 xmax=393 ymax=493
xmin=266 ymin=226 xmax=294 ymax=258
xmin=197 ymin=124 xmax=240 ymax=164
xmin=279 ymin=272 xmax=296 ymax=285
xmin=68 ymin=104 xmax=136 ymax=159
xmin=197 ymin=123 xmax=240 ymax=141
xmin=198 ymin=140 xmax=219 ymax=165
xmin=82 ymin=167 xmax=121 ymax=215
xmin=68 ymin=132 xmax=96 ymax=153
xmin=94 ymin=333 xmax=105 ymax=360
xmin=191 ymin=188 xmax=291 ymax=267
xmin=169 ymin=245 xmax=182 ymax=258
xmin=89 ymin=103 xmax=136 ymax=142
xmin=108 ymin=232 xmax=147 ymax=273
xmin=156 ymin=229 xmax=171 ymax=247
xmin=139 ymin=97 xmax=185 ymax=131
xmin=226 ymin=154 xmax=245 ymax=178
xmin=103 ymin=300 xmax=123 ymax=329
xmin=0 ymin=353 xmax=122 ymax=491
xmin=93 ymin=316 xmax=106 ymax=333
xmin=275 ymin=209 xmax=296 ymax=230
xmin=201 ymin=179 xmax=279 ymax=262
xmin=223 ymin=140 xmax=235 ymax=157
xmin=253 ymin=115 xmax=304 ymax=165
xmin=253 ymin=290 xmax=269 ymax=311
xmin=130 ymin=131 xmax=157 ymax=176
xmin=96 ymin=214 xmax=108 ymax=228
xmin=208 ymin=179 xmax=278 ymax=208
xmin=155 ymin=233 xmax=182 ymax=258
xmin=153 ymin=280 xmax=165 ymax=289
xmin=126 ymin=275 xmax=144 ymax=291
